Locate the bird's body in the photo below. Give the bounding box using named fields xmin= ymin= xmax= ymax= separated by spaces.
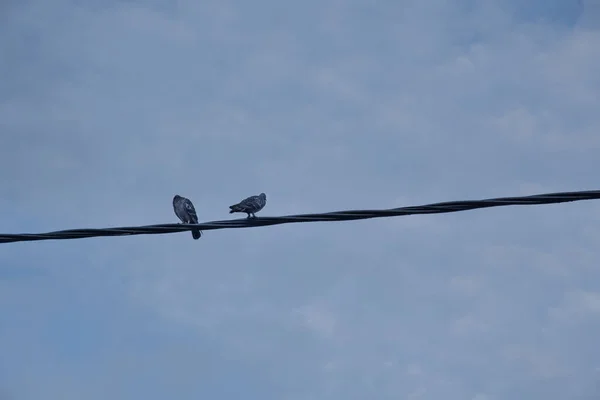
xmin=229 ymin=193 xmax=267 ymax=218
xmin=173 ymin=195 xmax=201 ymax=240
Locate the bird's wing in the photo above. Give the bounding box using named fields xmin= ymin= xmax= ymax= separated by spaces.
xmin=173 ymin=200 xmax=186 ymax=222
xmin=239 ymin=196 xmax=259 ymax=210
xmin=184 ymin=199 xmax=199 ymax=223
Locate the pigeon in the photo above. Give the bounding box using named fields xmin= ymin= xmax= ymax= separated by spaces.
xmin=173 ymin=195 xmax=202 ymax=240
xmin=229 ymin=193 xmax=267 ymax=218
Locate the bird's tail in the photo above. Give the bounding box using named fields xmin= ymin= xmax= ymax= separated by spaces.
xmin=229 ymin=205 xmax=237 ymax=213
xmin=192 ymin=229 xmax=201 ymax=240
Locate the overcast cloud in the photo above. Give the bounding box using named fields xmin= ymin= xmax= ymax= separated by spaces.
xmin=1 ymin=0 xmax=600 ymax=399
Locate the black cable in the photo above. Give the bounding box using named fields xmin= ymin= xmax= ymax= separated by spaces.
xmin=1 ymin=189 xmax=599 ymax=244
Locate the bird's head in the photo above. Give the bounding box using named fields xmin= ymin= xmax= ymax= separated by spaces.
xmin=259 ymin=193 xmax=266 ymax=200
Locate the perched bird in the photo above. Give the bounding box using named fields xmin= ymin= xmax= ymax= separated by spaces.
xmin=229 ymin=192 xmax=267 ymax=218
xmin=173 ymin=195 xmax=202 ymax=240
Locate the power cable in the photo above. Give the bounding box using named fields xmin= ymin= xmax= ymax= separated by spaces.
xmin=1 ymin=189 xmax=599 ymax=244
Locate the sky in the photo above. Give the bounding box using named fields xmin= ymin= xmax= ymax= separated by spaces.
xmin=1 ymin=0 xmax=600 ymax=399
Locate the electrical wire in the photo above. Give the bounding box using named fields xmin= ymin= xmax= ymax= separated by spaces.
xmin=1 ymin=189 xmax=599 ymax=244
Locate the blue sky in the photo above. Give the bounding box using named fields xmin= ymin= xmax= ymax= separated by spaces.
xmin=1 ymin=0 xmax=600 ymax=399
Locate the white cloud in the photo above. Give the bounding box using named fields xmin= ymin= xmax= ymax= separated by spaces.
xmin=293 ymin=304 xmax=337 ymax=339
xmin=549 ymin=290 xmax=600 ymax=322
xmin=2 ymin=0 xmax=600 ymax=399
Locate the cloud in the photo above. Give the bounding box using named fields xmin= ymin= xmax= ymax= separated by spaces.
xmin=549 ymin=290 xmax=600 ymax=322
xmin=1 ymin=0 xmax=600 ymax=399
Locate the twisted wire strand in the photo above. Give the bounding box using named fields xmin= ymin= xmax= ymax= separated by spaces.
xmin=1 ymin=190 xmax=599 ymax=244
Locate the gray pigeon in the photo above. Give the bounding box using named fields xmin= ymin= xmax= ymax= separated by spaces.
xmin=173 ymin=195 xmax=201 ymax=240
xmin=229 ymin=192 xmax=267 ymax=218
